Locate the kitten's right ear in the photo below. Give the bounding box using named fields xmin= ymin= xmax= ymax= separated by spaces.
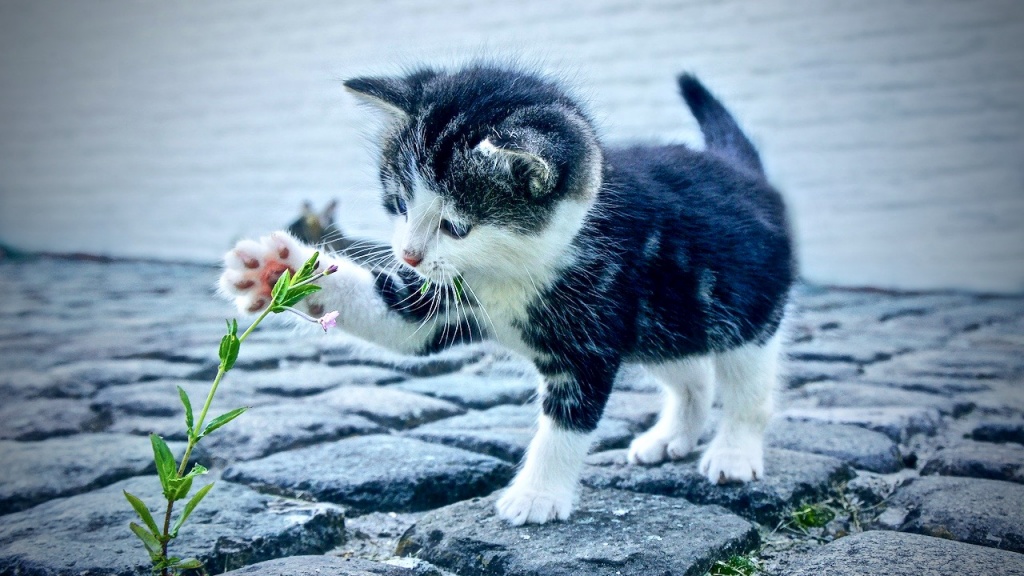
xmin=344 ymin=76 xmax=412 ymax=118
xmin=475 ymin=136 xmax=556 ymax=197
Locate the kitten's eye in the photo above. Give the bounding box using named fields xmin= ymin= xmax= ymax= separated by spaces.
xmin=440 ymin=219 xmax=471 ymax=239
xmin=394 ymin=196 xmax=407 ymax=216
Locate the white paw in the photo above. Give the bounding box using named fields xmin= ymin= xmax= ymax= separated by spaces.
xmin=219 ymin=232 xmax=311 ymax=314
xmin=627 ymin=428 xmax=696 ymax=465
xmin=495 ymin=486 xmax=574 ymax=526
xmin=699 ymin=435 xmax=764 ymax=484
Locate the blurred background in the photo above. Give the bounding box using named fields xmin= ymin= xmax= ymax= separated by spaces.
xmin=0 ymin=0 xmax=1021 ymax=292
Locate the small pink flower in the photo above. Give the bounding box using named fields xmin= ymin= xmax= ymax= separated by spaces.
xmin=318 ymin=310 xmax=339 ymax=332
xmin=325 ymin=264 xmax=339 ymax=275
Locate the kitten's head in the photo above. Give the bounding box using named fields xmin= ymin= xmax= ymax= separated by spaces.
xmin=344 ymin=65 xmax=602 ymax=286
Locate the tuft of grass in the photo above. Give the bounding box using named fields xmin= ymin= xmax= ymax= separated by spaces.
xmin=790 ymin=503 xmax=836 ymax=530
xmin=709 ymin=555 xmax=760 ymax=576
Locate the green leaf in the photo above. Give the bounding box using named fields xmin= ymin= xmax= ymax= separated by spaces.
xmin=293 ymin=251 xmax=321 ymax=283
xmin=218 ymin=333 xmax=240 ymax=372
xmin=419 ymin=280 xmax=432 ymax=295
xmin=171 ymin=558 xmax=204 ymax=570
xmin=177 ymin=386 xmax=194 ymax=435
xmin=170 ymin=482 xmax=214 ymax=538
xmin=170 ymin=558 xmax=203 ymax=570
xmin=270 ymin=268 xmax=292 ymax=308
xmin=130 ymin=522 xmax=163 ymax=562
xmin=276 ymin=284 xmax=322 ymax=309
xmin=150 ymin=434 xmax=177 ymax=498
xmin=453 ymin=275 xmax=465 ymax=300
xmin=200 ymin=406 xmax=248 ymax=438
xmin=168 ymin=475 xmax=193 ymax=502
xmin=123 ymin=490 xmax=161 ymax=538
xmin=184 ymin=463 xmax=208 ymax=479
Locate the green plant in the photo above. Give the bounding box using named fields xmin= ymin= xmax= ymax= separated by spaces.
xmin=709 ymin=554 xmax=761 ymax=576
xmin=789 ymin=502 xmax=837 ymax=531
xmin=123 ymin=252 xmax=336 ymax=575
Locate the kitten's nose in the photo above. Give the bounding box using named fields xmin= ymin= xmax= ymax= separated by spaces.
xmin=402 ymin=250 xmax=423 ymax=268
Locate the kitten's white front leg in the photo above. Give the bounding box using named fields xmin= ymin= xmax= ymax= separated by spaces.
xmin=219 ymin=231 xmax=440 ymax=354
xmin=495 ymin=415 xmax=591 ymax=525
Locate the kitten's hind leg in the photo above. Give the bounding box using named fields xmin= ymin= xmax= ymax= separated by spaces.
xmin=700 ymin=332 xmax=781 ymax=484
xmin=628 ymin=357 xmax=714 ymax=465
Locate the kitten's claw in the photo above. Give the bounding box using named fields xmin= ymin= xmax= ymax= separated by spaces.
xmin=495 ymin=487 xmax=573 ymax=526
xmin=698 ymin=434 xmax=764 ymax=484
xmin=627 ymin=429 xmax=696 ymax=465
xmin=219 ymin=232 xmax=310 ymax=314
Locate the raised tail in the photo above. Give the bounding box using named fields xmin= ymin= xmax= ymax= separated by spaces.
xmin=678 ymin=73 xmax=764 ymax=177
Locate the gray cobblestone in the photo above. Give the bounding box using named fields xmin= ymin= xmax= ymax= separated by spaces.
xmin=1 ymin=257 xmax=1022 ymax=573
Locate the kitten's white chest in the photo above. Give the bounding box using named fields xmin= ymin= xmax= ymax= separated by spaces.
xmin=468 ymin=278 xmax=541 ymax=359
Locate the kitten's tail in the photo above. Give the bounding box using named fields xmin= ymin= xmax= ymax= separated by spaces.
xmin=678 ymin=74 xmax=764 ymax=177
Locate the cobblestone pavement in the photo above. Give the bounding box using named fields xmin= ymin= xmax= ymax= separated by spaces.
xmin=0 ymin=256 xmax=1022 ymax=575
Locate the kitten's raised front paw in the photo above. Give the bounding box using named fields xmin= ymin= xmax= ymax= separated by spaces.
xmin=627 ymin=428 xmax=696 ymax=465
xmin=699 ymin=435 xmax=764 ymax=484
xmin=495 ymin=486 xmax=573 ymax=526
xmin=219 ymin=232 xmax=311 ymax=314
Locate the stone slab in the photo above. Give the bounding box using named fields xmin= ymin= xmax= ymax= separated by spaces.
xmin=0 ymin=475 xmax=345 ymax=576
xmin=47 ymin=358 xmax=202 ymax=391
xmin=192 ymin=403 xmax=385 ymax=465
xmin=0 ymin=433 xmax=183 ymax=515
xmin=766 ymin=419 xmax=903 ymax=473
xmin=223 ymin=435 xmax=514 ymax=514
xmin=0 ymin=398 xmax=110 ymax=440
xmin=392 ymin=373 xmax=536 ymax=409
xmin=303 ymin=386 xmax=464 ymax=429
xmin=784 ymin=380 xmax=970 ymax=417
xmin=322 ymin=342 xmax=491 ymax=378
xmin=783 ymin=360 xmax=862 ymax=389
xmin=92 ymin=379 xmax=274 ymax=420
xmin=396 ymin=488 xmax=759 ymax=576
xmin=233 ymin=363 xmax=407 ymax=397
xmin=886 ymin=475 xmax=1024 ymax=552
xmin=220 ymin=555 xmax=417 ymax=575
xmin=787 ymin=334 xmax=907 ymax=365
xmin=920 ymin=440 xmax=1024 ymax=484
xmin=406 ymin=404 xmax=633 ymax=462
xmin=784 ymin=530 xmax=1024 ymax=576
xmin=780 ymin=406 xmax=942 ymax=442
xmin=582 ymin=448 xmax=852 ymax=524
xmin=970 ymin=418 xmax=1024 ymax=445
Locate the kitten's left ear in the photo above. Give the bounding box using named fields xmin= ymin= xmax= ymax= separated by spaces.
xmin=344 ymin=69 xmax=437 ymax=118
xmin=475 ymin=135 xmax=556 ymax=197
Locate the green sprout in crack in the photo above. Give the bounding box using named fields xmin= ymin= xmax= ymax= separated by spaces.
xmin=709 ymin=555 xmax=761 ymax=576
xmin=123 ymin=252 xmax=336 ymax=576
xmin=790 ymin=503 xmax=837 ymax=531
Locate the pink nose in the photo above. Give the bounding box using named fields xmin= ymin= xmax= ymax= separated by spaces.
xmin=402 ymin=250 xmax=422 ymax=268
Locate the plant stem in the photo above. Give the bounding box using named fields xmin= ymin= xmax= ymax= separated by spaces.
xmin=158 ymin=305 xmax=273 ymax=576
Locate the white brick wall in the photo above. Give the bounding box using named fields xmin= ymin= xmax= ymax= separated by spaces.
xmin=1 ymin=0 xmax=1022 ymax=291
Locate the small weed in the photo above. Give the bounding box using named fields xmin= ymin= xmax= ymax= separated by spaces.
xmin=709 ymin=555 xmax=760 ymax=576
xmin=790 ymin=503 xmax=836 ymax=530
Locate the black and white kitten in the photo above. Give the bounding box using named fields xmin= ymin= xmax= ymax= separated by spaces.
xmin=219 ymin=64 xmax=794 ymax=525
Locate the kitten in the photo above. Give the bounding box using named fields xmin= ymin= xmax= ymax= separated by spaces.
xmin=219 ymin=64 xmax=794 ymax=525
